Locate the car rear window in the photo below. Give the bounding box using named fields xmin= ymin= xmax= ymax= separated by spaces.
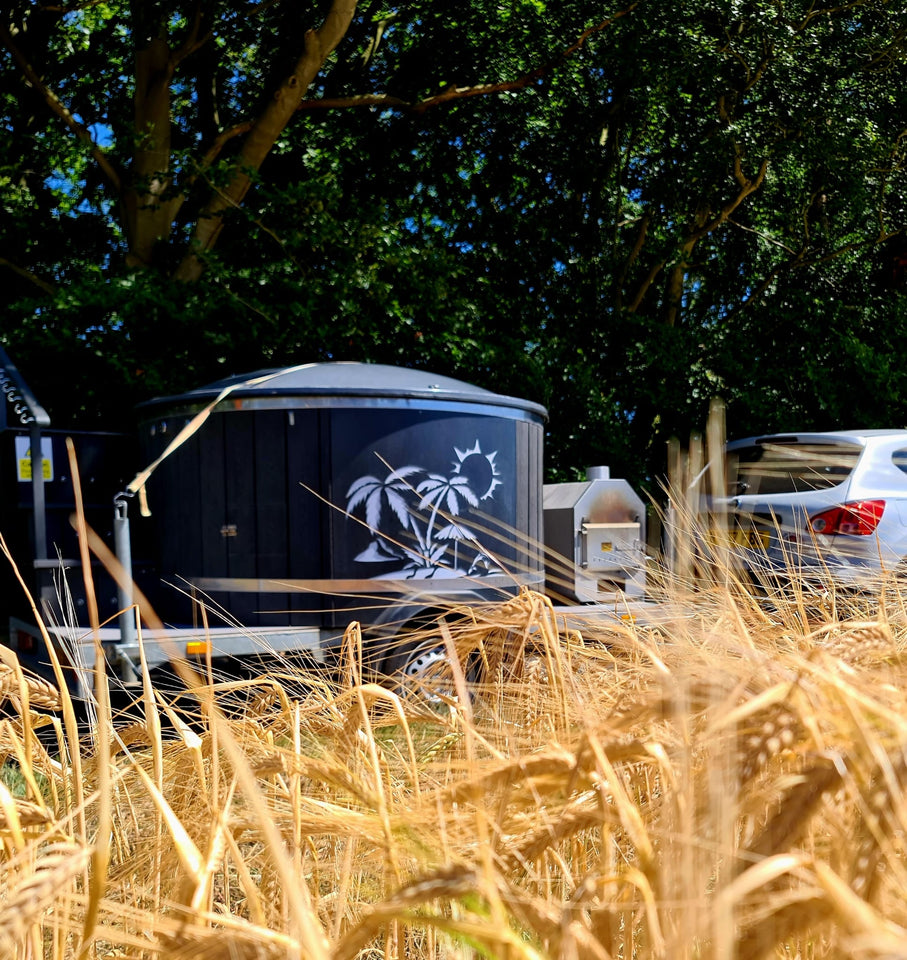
xmin=726 ymin=440 xmax=861 ymax=495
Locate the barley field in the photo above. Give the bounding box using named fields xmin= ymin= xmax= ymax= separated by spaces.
xmin=2 ymin=525 xmax=907 ymax=960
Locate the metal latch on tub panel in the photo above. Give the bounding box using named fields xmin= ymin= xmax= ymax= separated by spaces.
xmin=580 ymin=521 xmax=641 ymax=569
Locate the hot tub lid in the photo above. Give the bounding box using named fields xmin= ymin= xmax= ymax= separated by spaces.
xmin=138 ymin=361 xmax=547 ymax=418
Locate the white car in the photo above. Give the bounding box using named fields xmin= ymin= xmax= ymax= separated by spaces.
xmin=703 ymin=430 xmax=907 ymax=589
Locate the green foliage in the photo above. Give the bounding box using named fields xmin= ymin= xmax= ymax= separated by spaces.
xmin=3 ymin=0 xmax=907 ymax=487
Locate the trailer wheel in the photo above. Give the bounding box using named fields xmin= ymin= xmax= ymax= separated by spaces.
xmin=382 ymin=615 xmax=477 ymax=705
xmin=382 ymin=641 xmax=451 ymax=705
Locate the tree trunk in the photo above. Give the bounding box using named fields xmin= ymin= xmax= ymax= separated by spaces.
xmin=173 ymin=0 xmax=358 ymax=283
xmin=123 ymin=32 xmax=178 ymax=268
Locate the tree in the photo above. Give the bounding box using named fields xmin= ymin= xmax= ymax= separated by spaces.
xmin=2 ymin=0 xmax=357 ymax=278
xmin=4 ymin=1 xmax=907 ymax=491
xmin=3 ymin=0 xmax=631 ymax=426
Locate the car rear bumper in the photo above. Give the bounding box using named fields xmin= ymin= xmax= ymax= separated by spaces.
xmin=733 ymin=544 xmax=891 ymax=590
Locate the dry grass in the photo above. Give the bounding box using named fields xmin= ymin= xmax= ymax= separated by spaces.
xmin=5 ymin=418 xmax=907 ymax=959
xmin=0 ymin=563 xmax=906 ymax=960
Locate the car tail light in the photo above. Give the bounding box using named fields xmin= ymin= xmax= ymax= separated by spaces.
xmin=809 ymin=500 xmax=886 ymax=536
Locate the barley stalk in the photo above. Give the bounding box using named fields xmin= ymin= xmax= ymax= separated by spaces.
xmin=0 ymin=842 xmax=91 ymax=954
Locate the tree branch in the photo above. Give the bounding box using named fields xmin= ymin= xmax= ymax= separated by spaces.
xmin=627 ymin=258 xmax=666 ymax=313
xmin=626 ymin=151 xmax=769 ymax=323
xmin=171 ymin=2 xmax=209 ymax=65
xmin=727 ymin=218 xmax=799 ymax=255
xmin=688 ymin=154 xmax=770 ymax=244
xmin=616 ymin=213 xmax=651 ymax=309
xmin=296 ymin=93 xmax=410 ymax=112
xmin=360 ymin=11 xmax=399 ymax=70
xmin=0 ymin=22 xmax=122 ymax=194
xmin=722 ymin=229 xmax=889 ymax=325
xmin=0 ymin=258 xmax=57 ymax=295
xmin=794 ymin=0 xmax=869 ymax=32
xmin=295 ymin=2 xmax=639 ymax=116
xmin=194 ymin=122 xmax=255 ymax=173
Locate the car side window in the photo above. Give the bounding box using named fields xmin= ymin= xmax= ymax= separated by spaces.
xmin=893 ymin=449 xmax=907 ymax=476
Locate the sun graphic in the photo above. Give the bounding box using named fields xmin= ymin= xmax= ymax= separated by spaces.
xmin=452 ymin=440 xmax=502 ymax=500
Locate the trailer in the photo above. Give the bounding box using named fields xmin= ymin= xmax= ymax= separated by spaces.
xmin=0 ymin=350 xmax=648 ymax=699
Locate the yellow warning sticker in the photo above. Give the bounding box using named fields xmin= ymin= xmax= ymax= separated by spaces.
xmin=15 ymin=437 xmax=53 ymax=482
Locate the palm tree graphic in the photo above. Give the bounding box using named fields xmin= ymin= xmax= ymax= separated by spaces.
xmin=435 ymin=521 xmax=477 ymax=571
xmin=416 ymin=473 xmax=480 ymax=546
xmin=345 ymin=443 xmax=502 ymax=577
xmin=345 ymin=466 xmax=421 ymax=533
